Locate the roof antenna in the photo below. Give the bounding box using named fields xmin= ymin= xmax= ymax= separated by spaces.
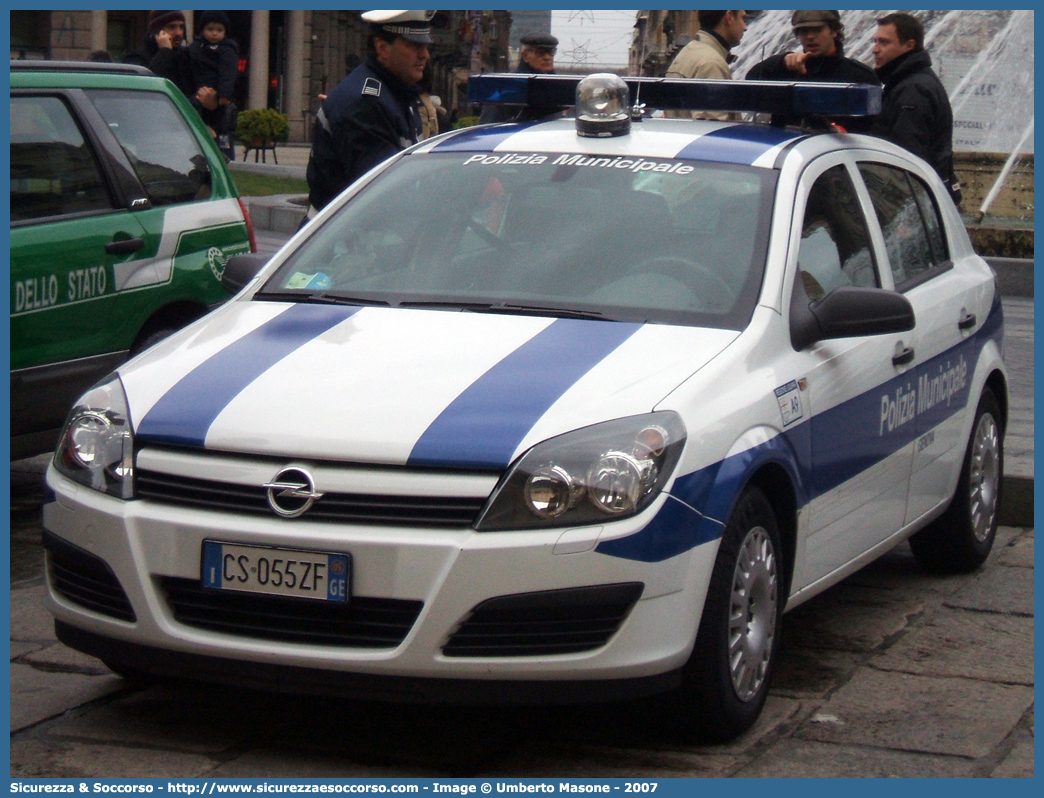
xmin=631 ymin=79 xmax=646 ymax=121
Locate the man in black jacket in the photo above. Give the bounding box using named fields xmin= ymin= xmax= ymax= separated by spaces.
xmin=746 ymin=10 xmax=879 ymax=132
xmin=870 ymin=12 xmax=962 ymax=205
xmin=123 ymin=11 xmax=220 ymax=122
xmin=305 ymin=10 xmax=433 ymax=216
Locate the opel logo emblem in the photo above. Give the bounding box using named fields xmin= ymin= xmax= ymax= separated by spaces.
xmin=264 ymin=467 xmax=324 ymax=518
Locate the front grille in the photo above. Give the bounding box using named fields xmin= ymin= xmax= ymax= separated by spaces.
xmin=136 ymin=469 xmax=487 ymax=527
xmin=161 ymin=577 xmax=423 ymax=648
xmin=43 ymin=530 xmax=136 ymax=622
xmin=443 ymin=583 xmax=644 ymax=657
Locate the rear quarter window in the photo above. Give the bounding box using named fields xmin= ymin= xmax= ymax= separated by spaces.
xmin=86 ymin=88 xmax=212 ymax=206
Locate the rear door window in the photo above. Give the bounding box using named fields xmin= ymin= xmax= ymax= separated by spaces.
xmin=858 ymin=162 xmax=950 ymax=290
xmin=10 ymin=95 xmax=113 ymax=222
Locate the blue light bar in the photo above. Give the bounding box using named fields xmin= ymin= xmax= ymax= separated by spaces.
xmin=469 ymin=74 xmax=883 ymax=117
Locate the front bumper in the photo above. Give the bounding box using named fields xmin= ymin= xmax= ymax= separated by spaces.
xmin=43 ymin=462 xmax=720 ymax=694
xmin=55 ymin=621 xmax=684 ymax=704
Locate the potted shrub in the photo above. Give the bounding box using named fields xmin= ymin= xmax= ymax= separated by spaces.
xmin=234 ymin=108 xmax=290 ymax=148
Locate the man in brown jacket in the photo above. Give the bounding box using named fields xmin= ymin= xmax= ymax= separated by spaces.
xmin=666 ymin=11 xmax=748 ymax=119
xmin=667 ymin=10 xmax=748 ymax=81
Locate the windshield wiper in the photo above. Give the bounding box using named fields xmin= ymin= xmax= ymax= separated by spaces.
xmin=254 ymin=291 xmax=390 ymax=307
xmin=399 ymin=299 xmax=605 ymax=320
xmin=398 ymin=299 xmax=496 ymax=312
xmin=490 ymin=302 xmax=606 ymax=320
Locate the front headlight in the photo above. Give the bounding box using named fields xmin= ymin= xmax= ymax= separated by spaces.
xmin=53 ymin=374 xmax=134 ymax=499
xmin=476 ymin=412 xmax=686 ymax=531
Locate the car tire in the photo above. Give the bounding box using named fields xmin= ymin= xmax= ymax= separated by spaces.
xmin=670 ymin=485 xmax=783 ymax=743
xmin=130 ymin=325 xmax=178 ymax=357
xmin=909 ymin=388 xmax=1003 ymax=574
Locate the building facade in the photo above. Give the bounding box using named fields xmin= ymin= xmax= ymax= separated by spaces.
xmin=11 ymin=10 xmax=513 ymax=141
xmin=629 ymin=10 xmax=702 ymax=77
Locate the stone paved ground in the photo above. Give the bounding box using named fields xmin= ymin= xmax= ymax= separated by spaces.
xmin=10 ymin=523 xmax=1033 ymax=778
xmin=1001 ymin=297 xmax=1034 ymax=482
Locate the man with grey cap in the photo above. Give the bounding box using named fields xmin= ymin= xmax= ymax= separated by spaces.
xmin=305 ymin=10 xmax=434 ymax=215
xmin=746 ymin=11 xmax=878 ymax=131
xmin=479 ymin=31 xmax=562 ymax=124
xmin=746 ymin=11 xmax=878 ymax=85
xmin=517 ymin=32 xmax=559 ymax=75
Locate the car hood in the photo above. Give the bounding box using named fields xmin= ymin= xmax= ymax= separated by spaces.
xmin=121 ymin=302 xmax=739 ymax=469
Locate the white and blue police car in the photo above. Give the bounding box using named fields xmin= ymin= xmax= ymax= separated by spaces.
xmin=44 ymin=74 xmax=1006 ymax=741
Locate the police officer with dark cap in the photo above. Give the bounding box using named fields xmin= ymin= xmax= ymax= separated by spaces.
xmin=479 ymin=31 xmax=563 ymax=124
xmin=304 ymin=10 xmax=435 ymax=217
xmin=746 ymin=10 xmax=879 ymax=131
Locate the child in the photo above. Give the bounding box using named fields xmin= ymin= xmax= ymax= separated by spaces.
xmin=188 ymin=11 xmax=238 ymax=160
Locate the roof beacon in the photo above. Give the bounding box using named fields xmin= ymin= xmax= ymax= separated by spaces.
xmin=576 ymin=74 xmax=631 ymax=138
xmin=469 ymin=74 xmax=882 ymax=120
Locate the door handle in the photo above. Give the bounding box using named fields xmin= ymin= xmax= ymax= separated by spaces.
xmin=105 ymin=237 xmax=144 ymax=255
xmin=892 ymin=346 xmax=915 ymax=367
xmin=958 ymin=311 xmax=977 ymax=330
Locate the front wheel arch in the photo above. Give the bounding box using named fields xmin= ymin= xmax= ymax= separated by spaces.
xmin=984 ymin=369 xmax=1008 ymax=431
xmin=130 ymin=301 xmax=207 ymax=356
xmin=740 ymin=463 xmax=798 ymax=604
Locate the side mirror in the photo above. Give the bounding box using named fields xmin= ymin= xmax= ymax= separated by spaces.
xmin=790 ymin=282 xmax=915 ymax=351
xmin=221 ymin=254 xmax=268 ymax=294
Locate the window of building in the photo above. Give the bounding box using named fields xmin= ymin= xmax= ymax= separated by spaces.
xmin=10 ymin=11 xmax=49 ymax=60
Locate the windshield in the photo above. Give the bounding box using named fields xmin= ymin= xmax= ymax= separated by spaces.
xmin=260 ymin=151 xmax=776 ymax=329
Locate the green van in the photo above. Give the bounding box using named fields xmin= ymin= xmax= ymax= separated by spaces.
xmin=10 ymin=61 xmax=255 ymax=458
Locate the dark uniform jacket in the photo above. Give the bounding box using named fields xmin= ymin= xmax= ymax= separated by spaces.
xmin=871 ymin=49 xmax=961 ymax=204
xmin=746 ymin=45 xmax=880 ymax=132
xmin=306 ymin=57 xmax=422 ymax=211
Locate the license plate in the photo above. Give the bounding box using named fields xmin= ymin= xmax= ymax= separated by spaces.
xmin=202 ymin=541 xmax=350 ymax=602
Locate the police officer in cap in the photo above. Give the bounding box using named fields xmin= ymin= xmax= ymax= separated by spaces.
xmin=305 ymin=10 xmax=435 ymax=217
xmin=479 ymin=31 xmax=562 ymax=124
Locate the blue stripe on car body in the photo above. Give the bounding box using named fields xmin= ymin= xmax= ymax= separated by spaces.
xmin=136 ymin=304 xmax=361 ymax=448
xmin=675 ymin=125 xmax=802 ymax=165
xmin=810 ymin=300 xmax=1000 ymax=497
xmin=597 ymin=299 xmax=1003 ymax=563
xmin=432 ymin=126 xmax=530 ymax=152
xmin=599 ymin=425 xmax=811 ymax=563
xmin=408 ymin=318 xmax=643 ymax=470
xmin=595 ymin=496 xmax=718 ymax=563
